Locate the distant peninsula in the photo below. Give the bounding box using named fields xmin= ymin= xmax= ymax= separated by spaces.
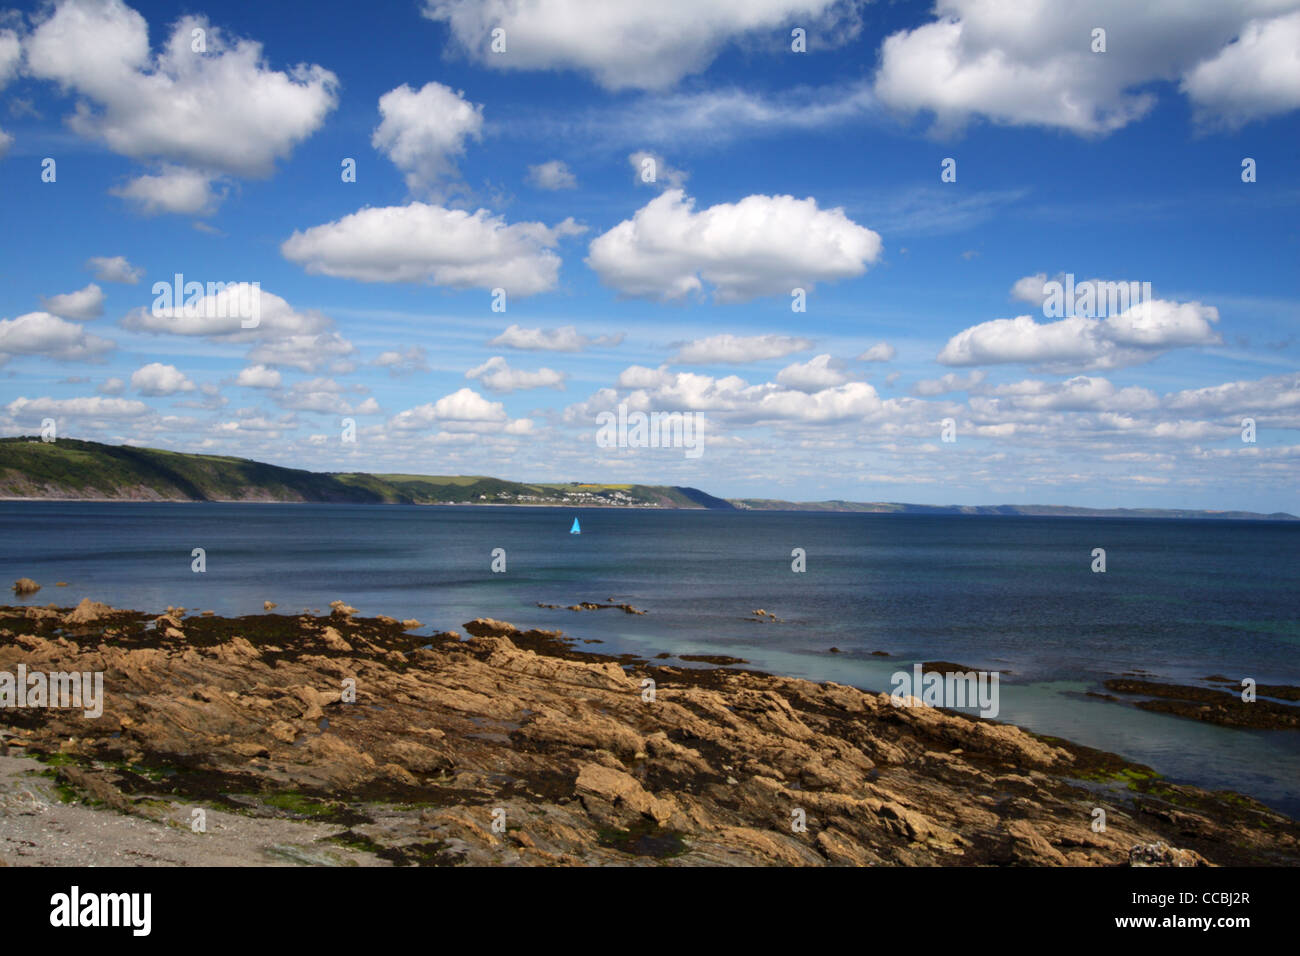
xmin=0 ymin=437 xmax=1293 ymax=520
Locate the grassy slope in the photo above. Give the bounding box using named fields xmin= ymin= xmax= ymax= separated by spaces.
xmin=0 ymin=438 xmax=732 ymax=509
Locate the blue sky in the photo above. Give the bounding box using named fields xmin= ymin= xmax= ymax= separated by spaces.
xmin=0 ymin=0 xmax=1297 ymax=511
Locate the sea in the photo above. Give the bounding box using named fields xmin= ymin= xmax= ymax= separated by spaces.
xmin=1 ymin=501 xmax=1297 ymax=815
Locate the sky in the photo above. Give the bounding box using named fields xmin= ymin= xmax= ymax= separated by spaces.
xmin=0 ymin=0 xmax=1297 ymax=512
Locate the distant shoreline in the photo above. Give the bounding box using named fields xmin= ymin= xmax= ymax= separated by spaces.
xmin=2 ymin=437 xmax=1295 ymax=520
xmin=0 ymin=495 xmax=1295 ymax=521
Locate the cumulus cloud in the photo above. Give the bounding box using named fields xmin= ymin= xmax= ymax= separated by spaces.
xmin=466 ymin=356 xmax=566 ymax=393
xmin=937 ymin=299 xmax=1222 ymax=371
xmin=246 ymin=333 xmax=356 ymax=374
xmin=873 ymin=0 xmax=1300 ymax=135
xmin=390 ymin=387 xmax=534 ymax=433
xmin=912 ymin=370 xmax=986 ymax=396
xmin=672 ymin=333 xmax=813 ymax=364
xmin=275 ymin=377 xmax=376 ymax=415
xmin=422 ymin=0 xmax=859 ymax=91
xmin=628 ymin=150 xmax=687 ymax=189
xmin=234 ymin=364 xmax=281 ymax=389
xmin=110 ymin=165 xmax=222 ymax=216
xmin=122 ymin=287 xmax=355 ymax=373
xmin=975 ymin=376 xmax=1160 ymax=413
xmin=1180 ymin=11 xmax=1300 ymax=128
xmin=0 ymin=30 xmax=18 ymax=86
xmin=587 ymin=190 xmax=881 ymax=302
xmin=123 ymin=286 xmax=327 ymax=341
xmin=26 ymin=0 xmax=338 ymax=191
xmin=568 ymin=369 xmax=912 ymax=428
xmin=86 ymin=255 xmax=143 ymax=284
xmin=373 ymin=82 xmax=483 ymax=194
xmin=0 ymin=312 xmax=116 ymax=364
xmin=1010 ymin=273 xmax=1050 ymax=304
xmin=131 ymin=362 xmax=195 ymax=396
xmin=0 ymin=29 xmax=19 ymax=154
xmin=488 ymin=324 xmax=623 ymax=352
xmin=373 ymin=346 xmax=430 ymax=377
xmin=41 ymin=283 xmax=105 ymax=320
xmin=6 ymin=395 xmax=150 ymax=421
xmin=775 ymin=354 xmax=849 ymax=391
xmin=857 ymin=342 xmax=896 ymax=362
xmin=281 ymin=203 xmax=583 ymax=295
xmin=97 ymin=377 xmax=125 ymax=395
xmin=527 ymin=159 xmax=577 ymax=190
xmin=1164 ymin=371 xmax=1300 ymax=416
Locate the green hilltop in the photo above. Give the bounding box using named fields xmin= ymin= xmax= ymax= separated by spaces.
xmin=0 ymin=437 xmax=734 ymax=509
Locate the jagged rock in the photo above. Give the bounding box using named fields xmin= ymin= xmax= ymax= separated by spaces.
xmin=1128 ymin=841 xmax=1207 ymax=867
xmin=0 ymin=603 xmax=1293 ymax=868
xmin=11 ymin=579 xmax=39 ymax=595
xmin=464 ymin=618 xmax=518 ymax=637
xmin=64 ymin=598 xmax=114 ymax=625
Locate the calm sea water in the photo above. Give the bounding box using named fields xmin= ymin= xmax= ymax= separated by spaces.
xmin=1 ymin=501 xmax=1297 ymax=814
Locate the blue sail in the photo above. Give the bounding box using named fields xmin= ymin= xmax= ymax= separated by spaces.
xmin=570 ymin=517 xmax=581 ymax=534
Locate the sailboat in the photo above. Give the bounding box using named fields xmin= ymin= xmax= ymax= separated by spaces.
xmin=570 ymin=517 xmax=581 ymax=534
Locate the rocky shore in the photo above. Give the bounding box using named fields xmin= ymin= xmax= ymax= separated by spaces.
xmin=1 ymin=599 xmax=1297 ymax=866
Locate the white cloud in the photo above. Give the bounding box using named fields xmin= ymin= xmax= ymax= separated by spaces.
xmin=234 ymin=364 xmax=281 ymax=388
xmin=390 ymin=387 xmax=509 ymax=429
xmin=466 ymin=356 xmax=566 ymax=393
xmin=527 ymin=159 xmax=577 ymax=190
xmin=373 ymin=82 xmax=483 ymax=194
xmin=937 ymin=299 xmax=1222 ymax=371
xmin=26 ymin=0 xmax=338 ymax=182
xmin=587 ymin=189 xmax=881 ymax=302
xmin=912 ymin=370 xmax=986 ymax=396
xmin=131 ymin=362 xmax=195 ymax=395
xmin=281 ymin=203 xmax=582 ymax=295
xmin=488 ymin=324 xmax=623 ymax=352
xmin=776 ymin=354 xmax=849 ymax=391
xmin=97 ymin=377 xmax=125 ymax=395
xmin=245 ymin=332 xmax=356 ymax=373
xmin=1010 ymin=273 xmax=1050 ymax=304
xmin=86 ymin=255 xmax=143 ymax=284
xmin=570 ymin=370 xmax=905 ymax=427
xmin=275 ymin=377 xmax=372 ymax=415
xmin=628 ymin=150 xmax=687 ymax=189
xmin=873 ymin=0 xmax=1300 ymax=135
xmin=422 ymin=0 xmax=859 ymax=91
xmin=672 ymin=333 xmax=813 ymax=364
xmin=0 ymin=312 xmax=116 ymax=364
xmin=1164 ymin=371 xmax=1300 ymax=415
xmin=6 ymin=395 xmax=151 ymax=420
xmin=857 ymin=342 xmax=896 ymax=362
xmin=1180 ymin=11 xmax=1300 ymax=128
xmin=0 ymin=30 xmax=18 ymax=85
xmin=41 ymin=283 xmax=105 ymax=320
xmin=373 ymin=346 xmax=430 ymax=376
xmin=110 ymin=165 xmax=221 ymax=216
xmin=976 ymin=376 xmax=1160 ymax=413
xmin=0 ymin=29 xmax=19 ymax=154
xmin=123 ymin=286 xmax=328 ymax=340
